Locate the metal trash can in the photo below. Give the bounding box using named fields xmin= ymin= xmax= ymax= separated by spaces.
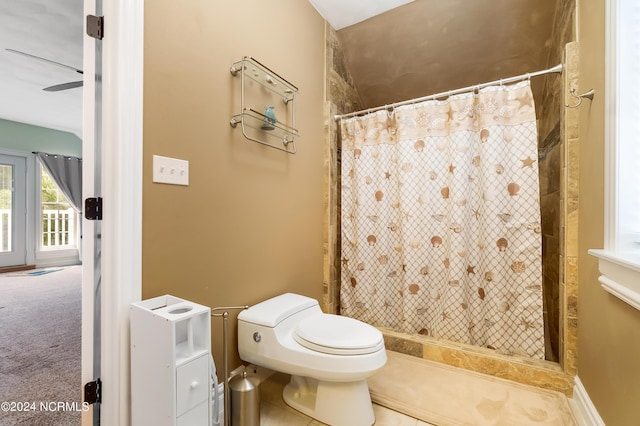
xmin=229 ymin=371 xmax=260 ymax=426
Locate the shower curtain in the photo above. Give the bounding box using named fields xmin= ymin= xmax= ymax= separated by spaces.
xmin=340 ymin=80 xmax=544 ymax=359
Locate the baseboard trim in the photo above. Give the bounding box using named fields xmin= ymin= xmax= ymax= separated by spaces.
xmin=0 ymin=264 xmax=36 ymax=273
xmin=573 ymin=376 xmax=605 ymax=425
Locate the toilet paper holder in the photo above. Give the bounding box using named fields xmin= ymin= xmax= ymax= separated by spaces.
xmin=212 ymin=305 xmax=249 ymax=426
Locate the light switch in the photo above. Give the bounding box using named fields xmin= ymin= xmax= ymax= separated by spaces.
xmin=153 ymin=155 xmax=189 ymax=186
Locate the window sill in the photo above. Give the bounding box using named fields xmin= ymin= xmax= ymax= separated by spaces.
xmin=588 ymin=249 xmax=640 ymax=311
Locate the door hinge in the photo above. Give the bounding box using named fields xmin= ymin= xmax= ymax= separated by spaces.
xmin=84 ymin=378 xmax=102 ymax=405
xmin=85 ymin=197 xmax=103 ymax=220
xmin=86 ymin=15 xmax=104 ymax=40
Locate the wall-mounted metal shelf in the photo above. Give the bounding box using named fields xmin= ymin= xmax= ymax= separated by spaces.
xmin=230 ymin=108 xmax=298 ymax=149
xmin=230 ymin=56 xmax=299 ymax=154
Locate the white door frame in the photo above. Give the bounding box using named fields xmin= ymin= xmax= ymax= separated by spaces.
xmin=81 ymin=0 xmax=143 ymax=424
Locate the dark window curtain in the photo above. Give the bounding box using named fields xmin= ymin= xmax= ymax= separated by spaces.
xmin=35 ymin=152 xmax=82 ymax=212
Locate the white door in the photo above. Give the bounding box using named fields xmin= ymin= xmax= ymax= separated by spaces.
xmin=82 ymin=1 xmax=102 ymax=423
xmin=0 ymin=154 xmax=26 ymax=267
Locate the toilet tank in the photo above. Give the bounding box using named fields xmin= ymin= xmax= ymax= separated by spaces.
xmin=238 ymin=293 xmax=320 ymax=328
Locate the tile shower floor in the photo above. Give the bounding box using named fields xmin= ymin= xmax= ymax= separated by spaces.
xmin=257 ymin=351 xmax=582 ymax=425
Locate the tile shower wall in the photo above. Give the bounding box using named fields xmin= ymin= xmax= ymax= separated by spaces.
xmin=538 ymin=0 xmax=579 ymax=378
xmin=537 ymin=0 xmax=578 ymax=365
xmin=323 ymin=0 xmax=578 ymax=396
xmin=539 ymin=123 xmax=562 ymax=362
xmin=562 ymin=41 xmax=579 ymax=378
xmin=323 ymin=23 xmax=362 ymax=314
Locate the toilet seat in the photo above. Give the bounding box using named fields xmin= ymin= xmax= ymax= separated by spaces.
xmin=294 ymin=314 xmax=384 ymax=355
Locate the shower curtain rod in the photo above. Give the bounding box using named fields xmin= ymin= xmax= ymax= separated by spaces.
xmin=334 ymin=63 xmax=563 ymax=121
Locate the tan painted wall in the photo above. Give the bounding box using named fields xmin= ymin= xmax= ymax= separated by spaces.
xmin=142 ymin=0 xmax=325 ymax=373
xmin=578 ymin=0 xmax=640 ymax=423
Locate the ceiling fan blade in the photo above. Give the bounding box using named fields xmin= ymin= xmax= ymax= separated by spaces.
xmin=43 ymin=81 xmax=84 ymax=92
xmin=6 ymin=48 xmax=83 ymax=74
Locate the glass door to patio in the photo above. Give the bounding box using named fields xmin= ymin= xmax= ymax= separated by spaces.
xmin=0 ymin=154 xmax=26 ymax=268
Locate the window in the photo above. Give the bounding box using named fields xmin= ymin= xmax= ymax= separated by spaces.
xmin=589 ymin=0 xmax=640 ymax=310
xmin=0 ymin=165 xmax=12 ymax=251
xmin=40 ymin=165 xmax=77 ymax=249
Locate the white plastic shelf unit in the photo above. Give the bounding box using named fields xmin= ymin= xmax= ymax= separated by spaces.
xmin=130 ymin=295 xmax=212 ymax=426
xmin=230 ymin=56 xmax=299 ymax=154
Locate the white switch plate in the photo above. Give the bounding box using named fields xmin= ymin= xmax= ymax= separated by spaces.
xmin=152 ymin=155 xmax=189 ymax=186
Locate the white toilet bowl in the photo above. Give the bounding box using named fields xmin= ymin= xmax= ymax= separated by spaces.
xmin=237 ymin=293 xmax=387 ymax=426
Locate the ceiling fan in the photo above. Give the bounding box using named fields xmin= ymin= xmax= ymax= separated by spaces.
xmin=6 ymin=48 xmax=83 ymax=92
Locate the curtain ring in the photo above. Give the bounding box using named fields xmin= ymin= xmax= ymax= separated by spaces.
xmin=386 ymin=105 xmax=395 ymax=117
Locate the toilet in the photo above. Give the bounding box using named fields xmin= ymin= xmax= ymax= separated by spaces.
xmin=237 ymin=293 xmax=387 ymax=426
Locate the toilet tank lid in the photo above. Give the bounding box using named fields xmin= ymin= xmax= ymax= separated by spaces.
xmin=238 ymin=293 xmax=319 ymax=327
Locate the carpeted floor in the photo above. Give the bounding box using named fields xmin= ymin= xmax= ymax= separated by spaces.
xmin=0 ymin=265 xmax=82 ymax=426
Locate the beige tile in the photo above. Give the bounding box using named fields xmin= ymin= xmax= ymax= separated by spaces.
xmin=258 ymin=352 xmax=577 ymax=426
xmin=565 ymin=198 xmax=579 ymax=257
xmin=372 ymin=404 xmax=419 ymax=425
xmin=259 ymin=372 xmax=317 ymax=419
xmin=565 ymin=42 xmax=580 ymax=77
xmin=565 ymin=96 xmax=580 ymax=140
xmin=259 ymin=371 xmax=426 ymax=426
xmin=567 ymin=137 xmax=580 ymax=199
xmin=260 ymin=402 xmax=313 ymax=426
xmin=383 ymin=334 xmax=424 ymax=358
xmin=260 ymin=372 xmax=290 ymax=409
xmin=416 ymin=336 xmax=572 ymax=394
xmin=370 ymin=351 xmax=577 ymax=425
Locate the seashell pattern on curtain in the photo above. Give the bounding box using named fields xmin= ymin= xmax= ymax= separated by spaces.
xmin=340 ymin=80 xmax=545 ymax=359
